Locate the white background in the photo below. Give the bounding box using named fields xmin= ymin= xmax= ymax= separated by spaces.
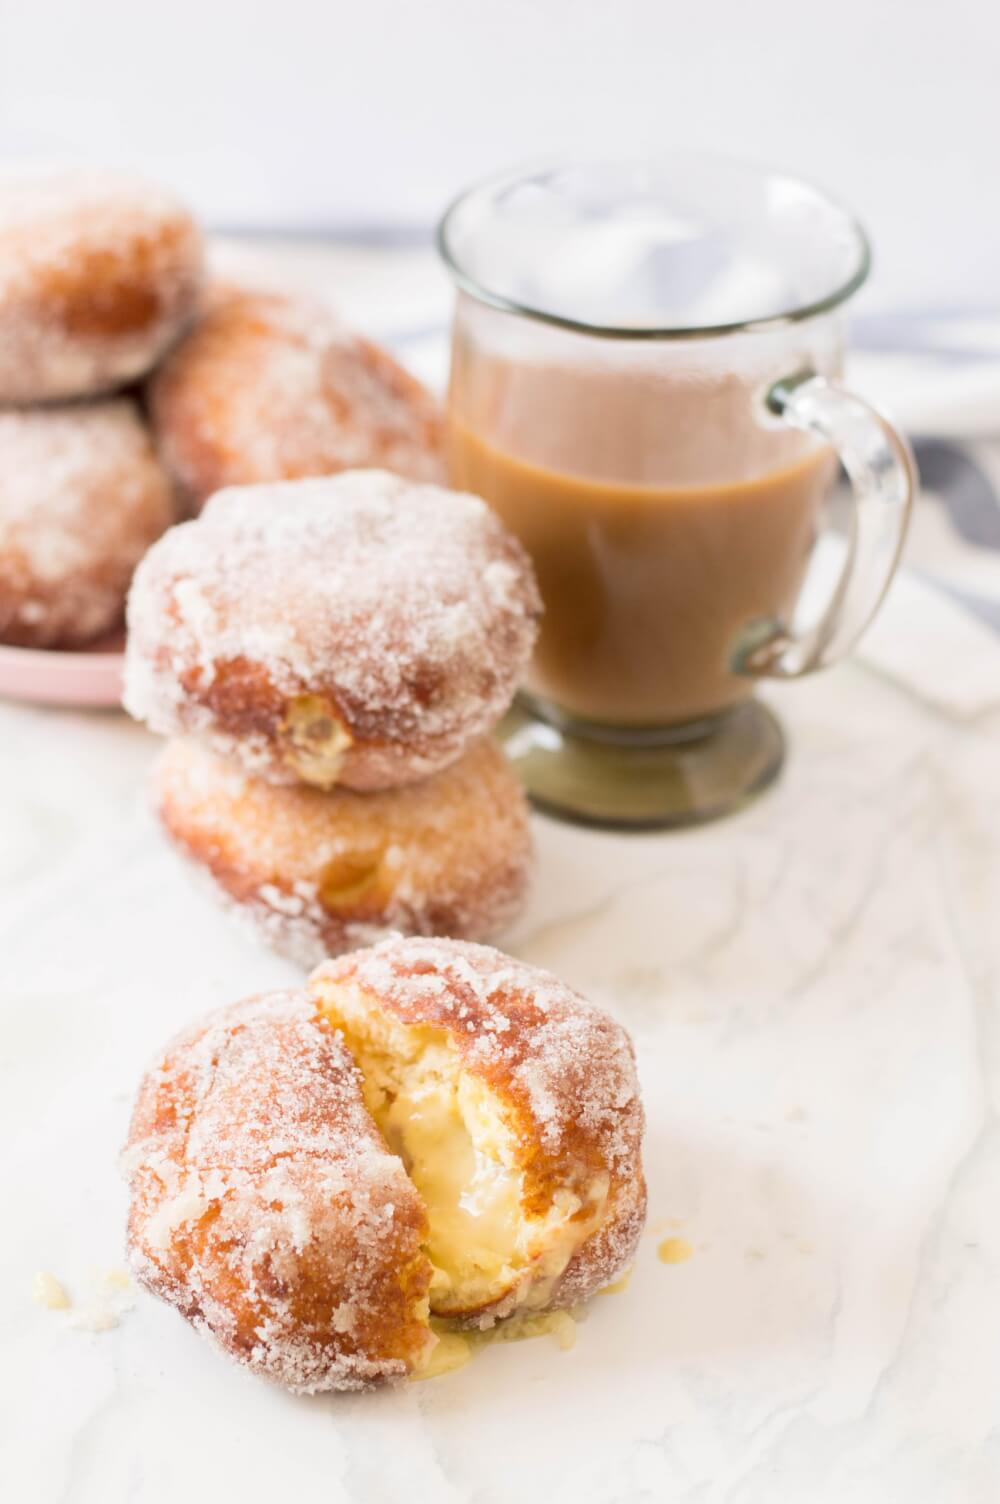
xmin=0 ymin=0 xmax=997 ymax=311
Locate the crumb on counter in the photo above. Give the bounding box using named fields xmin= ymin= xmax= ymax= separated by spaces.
xmin=36 ymin=1266 xmax=135 ymax=1333
xmin=69 ymin=1267 xmax=136 ymax=1331
xmin=32 ymin=1271 xmax=71 ymax=1310
xmin=69 ymin=1306 xmax=121 ymax=1333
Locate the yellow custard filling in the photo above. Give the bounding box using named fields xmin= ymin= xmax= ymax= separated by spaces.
xmin=318 ymin=846 xmax=385 ymax=910
xmin=380 ymin=1056 xmax=524 ymax=1304
xmin=280 ymin=695 xmax=353 ymax=787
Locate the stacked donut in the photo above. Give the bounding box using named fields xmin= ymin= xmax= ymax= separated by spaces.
xmin=124 ymin=468 xmax=542 ymax=964
xmin=147 ymin=281 xmax=446 ymax=510
xmin=0 ymin=168 xmax=446 ymax=651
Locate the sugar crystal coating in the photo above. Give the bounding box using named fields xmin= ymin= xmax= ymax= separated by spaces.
xmin=125 ymin=939 xmax=647 ymax=1390
xmin=0 ymin=168 xmax=204 ymax=403
xmin=147 ymin=284 xmax=445 ymax=509
xmin=313 ymin=937 xmax=647 ymax=1319
xmin=0 ymin=401 xmax=177 ymax=647
xmin=125 ymin=990 xmax=433 ymax=1392
xmin=124 ymin=470 xmax=542 ymax=790
xmin=153 ymin=735 xmax=534 ymax=967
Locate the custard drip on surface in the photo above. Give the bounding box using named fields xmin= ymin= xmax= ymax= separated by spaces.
xmin=413 ymin=1308 xmax=579 ymax=1381
xmin=658 ymin=1236 xmax=694 ymax=1264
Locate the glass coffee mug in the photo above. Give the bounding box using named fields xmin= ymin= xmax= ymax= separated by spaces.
xmin=438 ymin=156 xmax=916 ymax=827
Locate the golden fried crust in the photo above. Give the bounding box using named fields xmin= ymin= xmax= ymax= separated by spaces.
xmin=0 ymin=171 xmax=205 ymax=403
xmin=124 ymin=992 xmax=433 ymax=1392
xmin=123 ymin=471 xmax=541 ymax=791
xmin=0 ymin=401 xmax=177 ymax=648
xmin=147 ymin=285 xmax=445 ymax=510
xmin=310 ymin=938 xmax=647 ymax=1320
xmin=153 ymin=737 xmax=533 ymax=966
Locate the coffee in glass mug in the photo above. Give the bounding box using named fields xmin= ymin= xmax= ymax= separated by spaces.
xmin=439 ymin=157 xmax=915 ymax=826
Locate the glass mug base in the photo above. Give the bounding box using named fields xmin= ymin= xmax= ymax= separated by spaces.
xmin=499 ymin=695 xmax=785 ymax=830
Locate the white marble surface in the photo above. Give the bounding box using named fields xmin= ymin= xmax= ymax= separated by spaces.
xmin=3 ymin=243 xmax=1000 ymax=1502
xmin=1 ymin=650 xmax=999 ymax=1503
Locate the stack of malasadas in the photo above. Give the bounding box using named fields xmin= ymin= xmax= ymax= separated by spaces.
xmin=124 ymin=467 xmax=542 ymax=963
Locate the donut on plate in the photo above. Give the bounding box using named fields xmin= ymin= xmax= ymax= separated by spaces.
xmin=125 ymin=938 xmax=646 ymax=1391
xmin=153 ymin=735 xmax=533 ymax=966
xmin=0 ymin=401 xmax=177 ymax=648
xmin=123 ymin=470 xmax=541 ymax=791
xmin=0 ymin=169 xmax=204 ymax=403
xmin=147 ymin=284 xmax=444 ymax=509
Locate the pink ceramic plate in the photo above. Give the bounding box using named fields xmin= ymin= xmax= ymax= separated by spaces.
xmin=0 ymin=632 xmax=125 ymax=708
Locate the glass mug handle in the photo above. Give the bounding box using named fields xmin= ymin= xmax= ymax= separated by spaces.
xmin=734 ymin=371 xmax=917 ymax=678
